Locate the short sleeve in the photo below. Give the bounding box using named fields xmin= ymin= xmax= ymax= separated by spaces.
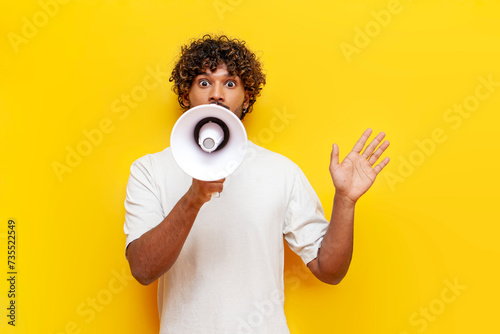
xmin=283 ymin=167 xmax=329 ymax=265
xmin=123 ymin=155 xmax=165 ymax=253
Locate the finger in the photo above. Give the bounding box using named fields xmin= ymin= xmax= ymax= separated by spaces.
xmin=373 ymin=157 xmax=390 ymax=175
xmin=351 ymin=128 xmax=373 ymax=154
xmin=361 ymin=131 xmax=386 ymax=159
xmin=207 ymin=181 xmax=224 ymax=194
xmin=194 ymin=178 xmax=225 ymax=184
xmin=330 ymin=143 xmax=340 ymax=168
xmin=205 ymin=178 xmax=225 ymax=184
xmin=192 ymin=178 xmax=225 ymax=198
xmin=368 ymin=140 xmax=390 ymax=166
xmin=204 ymin=183 xmax=224 ymax=200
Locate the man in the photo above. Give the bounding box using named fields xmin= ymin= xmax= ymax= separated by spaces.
xmin=123 ymin=34 xmax=390 ymax=333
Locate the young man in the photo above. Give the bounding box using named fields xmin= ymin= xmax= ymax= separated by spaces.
xmin=123 ymin=35 xmax=390 ymax=333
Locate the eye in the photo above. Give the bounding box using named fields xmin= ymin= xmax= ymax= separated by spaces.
xmin=225 ymin=80 xmax=236 ymax=88
xmin=199 ymin=79 xmax=210 ymax=87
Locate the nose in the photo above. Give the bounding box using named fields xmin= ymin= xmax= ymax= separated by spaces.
xmin=209 ymin=83 xmax=224 ymax=103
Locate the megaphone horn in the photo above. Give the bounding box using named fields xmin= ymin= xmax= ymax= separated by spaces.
xmin=170 ymin=104 xmax=248 ymax=181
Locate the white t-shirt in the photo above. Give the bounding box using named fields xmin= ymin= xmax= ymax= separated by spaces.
xmin=124 ymin=141 xmax=329 ymax=334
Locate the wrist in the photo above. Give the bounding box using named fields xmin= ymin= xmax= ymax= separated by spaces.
xmin=334 ymin=192 xmax=357 ymax=209
xmin=184 ymin=188 xmax=205 ymax=211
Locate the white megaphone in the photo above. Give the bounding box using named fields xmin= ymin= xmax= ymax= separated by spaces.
xmin=170 ymin=104 xmax=248 ymax=181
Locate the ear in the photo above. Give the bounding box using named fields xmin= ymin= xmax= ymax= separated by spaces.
xmin=243 ymin=91 xmax=250 ymax=109
xmin=182 ymin=92 xmax=190 ymax=108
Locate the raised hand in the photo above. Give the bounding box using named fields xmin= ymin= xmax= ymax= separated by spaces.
xmin=330 ymin=129 xmax=390 ymax=204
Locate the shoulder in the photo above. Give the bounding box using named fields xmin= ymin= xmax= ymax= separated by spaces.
xmin=128 ymin=147 xmax=179 ymax=182
xmin=130 ymin=147 xmax=173 ymax=169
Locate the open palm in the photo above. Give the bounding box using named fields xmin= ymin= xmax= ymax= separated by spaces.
xmin=330 ymin=129 xmax=390 ymax=203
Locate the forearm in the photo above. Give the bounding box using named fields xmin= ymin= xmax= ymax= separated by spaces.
xmin=316 ymin=193 xmax=356 ymax=284
xmin=311 ymin=129 xmax=389 ymax=284
xmin=126 ymin=191 xmax=203 ymax=285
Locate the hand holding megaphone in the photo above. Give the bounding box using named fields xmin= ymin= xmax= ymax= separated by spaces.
xmin=171 ymin=104 xmax=248 ymax=184
xmin=187 ymin=178 xmax=225 ymax=206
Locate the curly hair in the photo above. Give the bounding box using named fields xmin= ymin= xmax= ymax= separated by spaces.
xmin=169 ymin=34 xmax=266 ymax=119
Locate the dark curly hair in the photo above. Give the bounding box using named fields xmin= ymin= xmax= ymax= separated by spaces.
xmin=169 ymin=34 xmax=266 ymax=119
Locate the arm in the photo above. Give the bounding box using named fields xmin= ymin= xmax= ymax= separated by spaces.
xmin=126 ymin=178 xmax=224 ymax=286
xmin=307 ymin=129 xmax=390 ymax=285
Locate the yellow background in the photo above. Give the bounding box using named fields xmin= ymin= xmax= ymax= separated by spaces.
xmin=1 ymin=0 xmax=499 ymax=333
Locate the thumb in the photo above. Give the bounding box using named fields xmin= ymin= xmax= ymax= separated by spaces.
xmin=330 ymin=143 xmax=340 ymax=170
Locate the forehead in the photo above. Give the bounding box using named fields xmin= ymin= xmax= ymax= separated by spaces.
xmin=197 ymin=63 xmax=239 ymax=78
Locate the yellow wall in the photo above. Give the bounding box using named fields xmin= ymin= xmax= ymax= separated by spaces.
xmin=1 ymin=0 xmax=499 ymax=333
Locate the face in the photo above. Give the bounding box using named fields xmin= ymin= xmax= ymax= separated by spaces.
xmin=182 ymin=63 xmax=250 ymax=119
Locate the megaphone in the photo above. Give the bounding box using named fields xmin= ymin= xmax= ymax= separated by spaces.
xmin=170 ymin=104 xmax=248 ymax=181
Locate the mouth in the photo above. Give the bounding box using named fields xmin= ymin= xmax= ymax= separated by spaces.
xmin=210 ymin=101 xmax=230 ymax=110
